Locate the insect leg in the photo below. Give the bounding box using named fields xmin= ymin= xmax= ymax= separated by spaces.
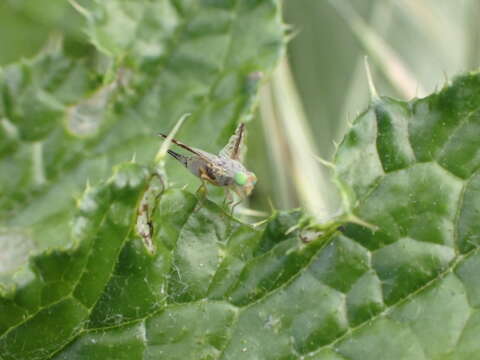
xmin=230 ymin=198 xmax=242 ymax=216
xmin=196 ymin=168 xmax=211 ymax=198
xmin=194 ymin=169 xmax=212 ymax=212
xmin=228 ymin=188 xmax=245 ymax=216
xmin=223 ymin=188 xmax=233 ymax=208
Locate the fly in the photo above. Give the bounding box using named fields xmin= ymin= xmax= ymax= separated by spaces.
xmin=158 ymin=123 xmax=257 ymax=205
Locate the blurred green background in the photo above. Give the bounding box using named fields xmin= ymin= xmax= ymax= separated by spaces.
xmin=1 ymin=0 xmax=479 ymax=220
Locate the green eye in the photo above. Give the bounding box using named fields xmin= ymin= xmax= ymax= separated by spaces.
xmin=234 ymin=172 xmax=248 ymax=186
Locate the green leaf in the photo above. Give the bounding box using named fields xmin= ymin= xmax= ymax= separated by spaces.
xmin=0 ymin=161 xmax=320 ymax=359
xmin=48 ymin=72 xmax=480 ymax=360
xmin=0 ymin=0 xmax=284 ymax=314
xmin=0 ymin=161 xmax=150 ymax=357
xmin=0 ymin=0 xmax=284 ymax=216
xmin=0 ymin=0 xmax=285 ymax=358
xmin=327 ymin=73 xmax=480 ymax=359
xmin=3 ymin=1 xmax=480 ymax=360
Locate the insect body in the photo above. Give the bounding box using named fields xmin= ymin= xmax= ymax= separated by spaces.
xmin=159 ymin=123 xmax=257 ymax=199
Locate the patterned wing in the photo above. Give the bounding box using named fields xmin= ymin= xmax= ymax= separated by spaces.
xmin=219 ymin=123 xmax=246 ymax=161
xmin=158 ymin=133 xmax=214 ymax=162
